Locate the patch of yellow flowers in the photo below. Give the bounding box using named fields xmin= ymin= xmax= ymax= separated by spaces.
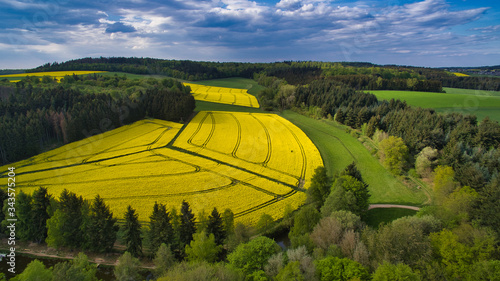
xmin=7 ymin=112 xmax=322 ymax=225
xmin=0 ymin=71 xmax=107 ymax=82
xmin=183 ymin=83 xmax=260 ymax=108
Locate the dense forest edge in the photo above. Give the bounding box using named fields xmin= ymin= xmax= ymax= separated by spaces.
xmin=1 ymin=57 xmax=500 ymax=280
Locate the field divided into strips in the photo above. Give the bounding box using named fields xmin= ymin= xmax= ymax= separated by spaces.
xmin=0 ymin=71 xmax=107 ymax=82
xmin=184 ymin=82 xmax=260 ymax=108
xmin=4 ymin=112 xmax=322 ymax=225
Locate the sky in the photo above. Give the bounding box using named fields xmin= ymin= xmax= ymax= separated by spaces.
xmin=0 ymin=0 xmax=499 ymax=69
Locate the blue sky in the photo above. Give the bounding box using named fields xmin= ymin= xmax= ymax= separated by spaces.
xmin=0 ymin=0 xmax=499 ymax=69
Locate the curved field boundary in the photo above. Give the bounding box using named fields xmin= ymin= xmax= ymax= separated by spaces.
xmin=230 ymin=113 xmax=242 ymax=157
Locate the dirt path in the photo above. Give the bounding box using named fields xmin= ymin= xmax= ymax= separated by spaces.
xmin=368 ymin=204 xmax=421 ymax=211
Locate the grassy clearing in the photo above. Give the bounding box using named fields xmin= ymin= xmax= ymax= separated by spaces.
xmin=281 ymin=110 xmax=427 ymax=206
xmin=363 ymin=208 xmax=417 ymax=229
xmin=443 ymin=87 xmax=500 ymax=97
xmin=370 ymin=89 xmax=500 ymax=122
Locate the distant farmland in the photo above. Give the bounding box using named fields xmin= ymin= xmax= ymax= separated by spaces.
xmin=5 ymin=112 xmax=322 ymax=224
xmin=184 ymin=82 xmax=260 ymax=108
xmin=0 ymin=71 xmax=107 ymax=82
xmin=370 ymin=88 xmax=500 ymax=122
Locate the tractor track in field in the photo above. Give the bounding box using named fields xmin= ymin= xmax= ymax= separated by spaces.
xmin=250 ymin=113 xmax=272 ymax=166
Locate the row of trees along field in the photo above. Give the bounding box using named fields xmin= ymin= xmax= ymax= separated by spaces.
xmin=28 ymin=57 xmax=500 ymax=90
xmin=0 ymin=75 xmax=195 ymax=165
xmin=5 ymin=162 xmax=499 ymax=280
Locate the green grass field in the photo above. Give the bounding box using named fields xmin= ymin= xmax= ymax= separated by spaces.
xmin=370 ymin=89 xmax=500 ymax=122
xmin=363 ymin=208 xmax=417 ymax=228
xmin=281 ymin=111 xmax=427 ymax=206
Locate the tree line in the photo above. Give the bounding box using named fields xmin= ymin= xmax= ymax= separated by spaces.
xmin=8 ymin=162 xmax=500 ymax=280
xmin=28 ymin=57 xmax=499 ymax=91
xmin=0 ymin=76 xmax=194 ymax=165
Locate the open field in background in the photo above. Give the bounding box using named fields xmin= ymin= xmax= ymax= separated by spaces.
xmin=363 ymin=208 xmax=418 ymax=228
xmin=184 ymin=82 xmax=260 ymax=108
xmin=370 ymin=89 xmax=500 ymax=122
xmin=452 ymin=72 xmax=469 ymax=77
xmin=282 ymin=110 xmax=428 ymax=206
xmin=185 ymin=77 xmax=266 ymax=96
xmin=443 ymin=87 xmax=500 ymax=97
xmin=0 ymin=71 xmax=107 ymax=82
xmin=2 ymin=112 xmax=322 ymax=225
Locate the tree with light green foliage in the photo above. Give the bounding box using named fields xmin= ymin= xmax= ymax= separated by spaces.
xmin=46 ymin=209 xmax=65 ymax=248
xmin=185 ymin=231 xmax=222 ymax=263
xmin=378 ymin=136 xmax=408 ymax=175
xmin=228 ymin=236 xmax=281 ymax=276
xmin=372 ymin=262 xmax=420 ymax=281
xmin=430 ymin=226 xmax=497 ymax=280
xmin=315 ymin=256 xmax=369 ymax=281
xmin=275 ymin=261 xmax=305 ymax=281
xmin=114 ymin=252 xmax=141 ymax=281
xmin=153 ymin=243 xmax=176 ymax=277
xmin=433 ymin=165 xmax=458 ymax=201
xmin=11 ymin=260 xmax=52 ymax=281
xmin=52 ymin=252 xmax=99 ymax=281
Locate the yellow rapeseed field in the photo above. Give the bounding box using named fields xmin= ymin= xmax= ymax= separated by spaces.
xmin=453 ymin=72 xmax=469 ymax=77
xmin=0 ymin=71 xmax=107 ymax=82
xmin=5 ymin=112 xmax=322 ymax=225
xmin=183 ymin=83 xmax=260 ymax=108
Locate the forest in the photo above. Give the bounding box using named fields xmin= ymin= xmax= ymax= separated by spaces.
xmin=0 ymin=75 xmax=194 ymax=164
xmin=1 ymin=58 xmax=500 ymax=280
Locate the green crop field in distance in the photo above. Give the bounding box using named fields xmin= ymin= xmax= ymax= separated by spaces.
xmin=281 ymin=110 xmax=428 ymax=206
xmin=370 ymin=89 xmax=500 ymax=122
xmin=363 ymin=208 xmax=418 ymax=228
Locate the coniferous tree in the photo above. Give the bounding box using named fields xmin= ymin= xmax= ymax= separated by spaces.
xmin=31 ymin=187 xmax=51 ymax=243
xmin=59 ymin=189 xmax=85 ymax=248
xmin=306 ymin=166 xmax=331 ymax=208
xmin=6 ymin=190 xmax=33 ymax=241
xmin=222 ymin=208 xmax=235 ymax=238
xmin=123 ymin=205 xmax=142 ymax=257
xmin=207 ymin=207 xmax=225 ymax=246
xmin=149 ymin=202 xmax=173 ymax=256
xmin=180 ymin=200 xmax=196 ymax=250
xmin=86 ymin=195 xmax=118 ymax=253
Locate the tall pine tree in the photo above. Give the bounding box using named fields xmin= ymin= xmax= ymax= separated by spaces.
xmin=123 ymin=205 xmax=142 ymax=257
xmin=148 ymin=202 xmax=173 ymax=256
xmin=180 ymin=200 xmax=196 ymax=250
xmin=31 ymin=187 xmax=51 ymax=243
xmin=207 ymin=207 xmax=225 ymax=246
xmin=86 ymin=195 xmax=118 ymax=253
xmin=59 ymin=189 xmax=85 ymax=248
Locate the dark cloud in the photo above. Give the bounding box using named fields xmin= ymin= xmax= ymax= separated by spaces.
xmin=105 ymin=22 xmax=136 ymax=33
xmin=0 ymin=0 xmax=498 ymax=68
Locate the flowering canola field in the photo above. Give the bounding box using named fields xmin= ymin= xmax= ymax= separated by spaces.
xmin=6 ymin=112 xmax=322 ymax=224
xmin=183 ymin=83 xmax=260 ymax=108
xmin=0 ymin=71 xmax=107 ymax=82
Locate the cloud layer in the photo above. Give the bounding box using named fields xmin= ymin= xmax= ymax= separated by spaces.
xmin=0 ymin=0 xmax=498 ymax=68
